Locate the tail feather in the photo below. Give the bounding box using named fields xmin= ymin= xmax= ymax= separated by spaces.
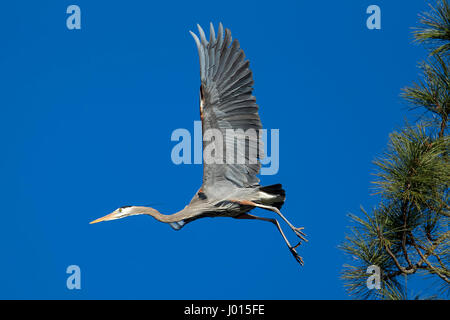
xmin=259 ymin=184 xmax=286 ymax=209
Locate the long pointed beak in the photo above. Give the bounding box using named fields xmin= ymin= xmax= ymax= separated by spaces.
xmin=90 ymin=212 xmax=117 ymax=224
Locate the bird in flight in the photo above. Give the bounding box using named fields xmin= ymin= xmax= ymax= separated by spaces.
xmin=90 ymin=23 xmax=307 ymax=265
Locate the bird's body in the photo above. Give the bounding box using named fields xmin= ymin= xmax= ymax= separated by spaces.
xmin=184 ymin=184 xmax=285 ymax=221
xmin=91 ymin=23 xmax=307 ymax=265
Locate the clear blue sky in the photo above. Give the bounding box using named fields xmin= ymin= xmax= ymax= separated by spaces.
xmin=0 ymin=0 xmax=430 ymax=299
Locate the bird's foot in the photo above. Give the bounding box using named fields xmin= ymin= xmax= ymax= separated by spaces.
xmin=289 ymin=245 xmax=304 ymax=266
xmin=293 ymin=226 xmax=307 ymax=242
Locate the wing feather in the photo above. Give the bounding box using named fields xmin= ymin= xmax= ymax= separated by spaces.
xmin=190 ymin=23 xmax=264 ymax=195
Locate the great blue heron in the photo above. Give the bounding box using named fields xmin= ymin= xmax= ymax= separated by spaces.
xmin=90 ymin=23 xmax=307 ymax=265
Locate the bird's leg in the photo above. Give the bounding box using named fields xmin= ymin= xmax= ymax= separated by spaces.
xmin=258 ymin=205 xmax=307 ymax=241
xmin=236 ymin=201 xmax=307 ymax=242
xmin=235 ymin=213 xmax=304 ymax=266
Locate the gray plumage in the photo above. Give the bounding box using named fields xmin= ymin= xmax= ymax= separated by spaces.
xmin=90 ymin=23 xmax=306 ymax=266
xmin=191 ymin=23 xmax=262 ymax=194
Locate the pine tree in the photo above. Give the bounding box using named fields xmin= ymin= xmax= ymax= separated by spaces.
xmin=340 ymin=0 xmax=449 ymax=300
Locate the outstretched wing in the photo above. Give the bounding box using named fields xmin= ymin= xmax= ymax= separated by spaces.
xmin=190 ymin=23 xmax=264 ymax=194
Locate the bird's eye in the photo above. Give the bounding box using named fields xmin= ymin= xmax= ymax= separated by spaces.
xmin=118 ymin=208 xmax=122 ymax=213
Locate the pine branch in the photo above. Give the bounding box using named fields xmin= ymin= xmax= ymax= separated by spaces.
xmin=402 ymin=55 xmax=449 ymax=133
xmin=410 ymin=234 xmax=450 ymax=283
xmin=413 ymin=0 xmax=450 ymax=56
xmin=341 ymin=0 xmax=450 ymax=300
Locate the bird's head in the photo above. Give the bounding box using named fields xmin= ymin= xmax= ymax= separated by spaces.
xmin=89 ymin=206 xmax=146 ymax=224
